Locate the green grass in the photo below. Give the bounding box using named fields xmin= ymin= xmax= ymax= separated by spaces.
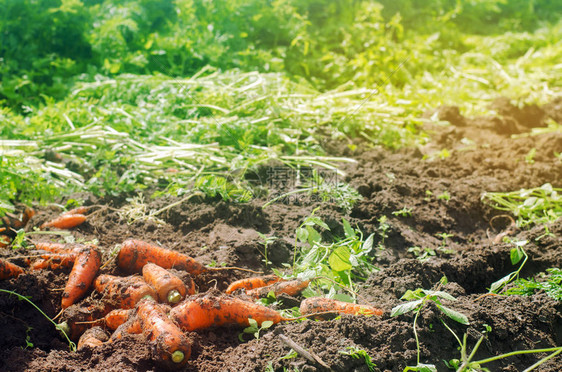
xmin=1 ymin=2 xmax=562 ymax=215
xmin=482 ymin=183 xmax=562 ymax=228
xmin=506 ymin=268 xmax=562 ymax=300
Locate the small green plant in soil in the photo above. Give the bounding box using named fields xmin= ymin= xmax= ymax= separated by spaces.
xmin=339 ymin=346 xmax=376 ymax=371
xmin=437 ymin=191 xmax=451 ymax=202
xmin=0 ymin=289 xmax=76 ymax=351
xmin=489 ymin=239 xmax=528 ymax=294
xmin=391 ymin=277 xmax=469 ymax=372
xmin=445 ymin=325 xmax=562 ymax=371
xmin=288 ymin=210 xmax=377 ymax=302
xmin=408 ymin=246 xmax=436 ymax=262
xmin=482 ymin=183 xmax=562 ymax=228
xmin=505 ymin=268 xmax=562 ymax=300
xmin=256 ymin=232 xmax=277 ymax=269
xmin=238 ymin=318 xmax=274 ymax=342
xmin=524 ymin=148 xmax=537 ymax=164
xmin=393 ymin=207 xmax=413 ymax=217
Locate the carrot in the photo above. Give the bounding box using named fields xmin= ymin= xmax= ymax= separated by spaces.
xmin=72 ymin=308 xmax=134 ymax=333
xmin=0 ymin=258 xmax=24 ymax=280
xmin=31 ymin=253 xmax=77 ymax=271
xmin=77 ymin=326 xmax=109 ymax=350
xmin=246 ymin=279 xmax=310 ymax=299
xmin=109 ymin=316 xmax=142 ymax=342
xmin=94 ymin=274 xmax=156 ymax=309
xmin=225 ymin=274 xmax=283 ymax=294
xmin=41 ymin=214 xmax=87 ymax=230
xmin=135 ymin=299 xmax=192 ymax=368
xmin=61 ymin=246 xmax=101 ymax=309
xmin=142 ymin=263 xmax=188 ymax=304
xmin=62 ymin=206 xmax=90 ymax=216
xmin=104 ymin=309 xmax=133 ymax=331
xmin=117 ymin=239 xmax=206 ymax=276
xmin=299 ymin=297 xmax=383 ymax=318
xmin=58 ymin=303 xmax=111 ymax=340
xmin=169 ymin=293 xmax=285 ymax=331
xmin=34 ymin=241 xmax=80 ymax=254
xmin=30 ymin=242 xmax=85 ymax=270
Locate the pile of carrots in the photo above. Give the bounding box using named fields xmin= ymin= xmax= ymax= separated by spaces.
xmin=1 ymin=208 xmax=384 ymax=370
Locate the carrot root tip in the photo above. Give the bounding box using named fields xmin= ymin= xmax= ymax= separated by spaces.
xmin=167 ymin=290 xmax=182 ymax=304
xmin=171 ymin=350 xmax=185 ymax=364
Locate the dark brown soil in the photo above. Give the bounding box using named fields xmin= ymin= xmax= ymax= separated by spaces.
xmin=1 ymin=97 xmax=561 ymax=372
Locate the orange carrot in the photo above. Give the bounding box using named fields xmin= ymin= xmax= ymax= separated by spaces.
xmin=31 ymin=253 xmax=77 ymax=271
xmin=142 ymin=263 xmax=188 ymax=304
xmin=135 ymin=299 xmax=192 ymax=368
xmin=246 ymin=279 xmax=310 ymax=299
xmin=41 ymin=214 xmax=87 ymax=230
xmin=62 ymin=206 xmax=90 ymax=216
xmin=104 ymin=309 xmax=133 ymax=331
xmin=61 ymin=246 xmax=101 ymax=309
xmin=225 ymin=274 xmax=283 ymax=294
xmin=58 ymin=303 xmax=111 ymax=341
xmin=94 ymin=274 xmax=156 ymax=309
xmin=169 ymin=294 xmax=285 ymax=331
xmin=0 ymin=258 xmax=24 ymax=280
xmin=117 ymin=239 xmax=206 ymax=276
xmin=299 ymin=297 xmax=383 ymax=318
xmin=110 ymin=317 xmax=142 ymax=342
xmin=34 ymin=241 xmax=81 ymax=254
xmin=77 ymin=326 xmax=108 ymax=350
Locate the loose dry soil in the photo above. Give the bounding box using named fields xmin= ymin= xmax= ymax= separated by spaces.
xmin=1 ymin=97 xmax=561 ymax=372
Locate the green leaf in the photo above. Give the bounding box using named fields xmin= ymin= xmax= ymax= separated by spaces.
xmin=342 ymin=218 xmax=356 ymax=238
xmin=307 ymin=217 xmax=330 ymax=230
xmin=261 ymin=320 xmax=274 ymax=329
xmin=424 ymin=290 xmax=456 ymax=301
xmin=510 ymin=246 xmax=524 ymax=265
xmin=390 ymin=299 xmax=423 ymax=317
xmin=437 ymin=305 xmax=469 ymax=325
xmin=306 ymin=226 xmax=321 ymax=244
xmin=404 ymin=364 xmax=438 ymax=372
xmin=401 ymin=289 xmax=423 ymax=301
xmin=296 ymin=227 xmax=308 ymax=243
xmin=329 ymin=246 xmax=352 ymax=272
xmin=489 ymin=273 xmax=513 ymax=293
xmin=362 ymin=233 xmax=374 ymax=253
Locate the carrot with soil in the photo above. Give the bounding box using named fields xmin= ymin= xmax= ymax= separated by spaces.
xmin=137 ymin=299 xmax=192 ymax=368
xmin=169 ymin=293 xmax=287 ymax=331
xmin=94 ymin=274 xmax=156 ymax=309
xmin=142 ymin=263 xmax=190 ymax=304
xmin=58 ymin=303 xmax=112 ymax=340
xmin=112 ymin=299 xmax=191 ymax=368
xmin=31 ymin=253 xmax=77 ymax=271
xmin=77 ymin=326 xmax=109 ymax=350
xmin=0 ymin=258 xmax=24 ymax=280
xmin=61 ymin=246 xmax=102 ymax=309
xmin=299 ymin=297 xmax=383 ymax=317
xmin=225 ymin=274 xmax=283 ymax=294
xmin=117 ymin=239 xmax=206 ymax=276
xmin=41 ymin=214 xmax=87 ymax=230
xmin=73 ymin=308 xmax=133 ymax=332
xmin=246 ymin=278 xmax=310 ymax=299
xmin=104 ymin=309 xmax=133 ymax=331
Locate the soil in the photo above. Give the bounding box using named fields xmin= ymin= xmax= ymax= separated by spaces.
xmin=1 ymin=97 xmax=561 ymax=372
